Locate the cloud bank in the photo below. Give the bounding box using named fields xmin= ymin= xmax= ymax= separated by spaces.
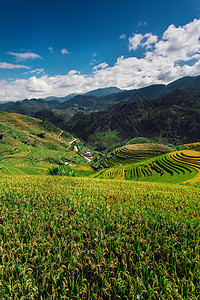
xmin=1 ymin=18 xmax=200 ymax=102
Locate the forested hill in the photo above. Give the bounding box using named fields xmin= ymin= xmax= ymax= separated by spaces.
xmin=1 ymin=75 xmax=200 ymax=119
xmin=64 ymin=89 xmax=200 ymax=146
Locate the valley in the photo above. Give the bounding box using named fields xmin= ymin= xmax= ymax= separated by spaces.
xmin=0 ymin=79 xmax=200 ymax=299
xmin=1 ymin=0 xmax=200 ymax=297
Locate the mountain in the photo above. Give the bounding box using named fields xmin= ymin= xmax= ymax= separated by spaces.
xmin=64 ymin=89 xmax=200 ymax=149
xmin=1 ymin=75 xmax=200 ymax=136
xmin=42 ymin=87 xmax=122 ymax=102
xmin=43 ymin=93 xmax=78 ymax=102
xmin=39 ymin=76 xmax=200 ymax=104
xmin=84 ymin=87 xmax=121 ymax=97
xmin=0 ymin=98 xmax=61 ymax=116
xmin=167 ymin=75 xmax=200 ymax=93
xmin=34 ymin=79 xmax=200 ymax=115
xmin=0 ymin=87 xmax=122 ymax=117
xmin=34 ymin=109 xmax=70 ymax=128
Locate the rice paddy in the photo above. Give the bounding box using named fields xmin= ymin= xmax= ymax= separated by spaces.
xmin=95 ymin=145 xmax=200 ymax=185
xmin=0 ymin=175 xmax=199 ymax=299
xmin=0 ymin=112 xmax=94 ymax=176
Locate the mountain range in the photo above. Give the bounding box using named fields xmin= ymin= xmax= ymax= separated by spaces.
xmin=1 ymin=75 xmax=200 ymax=150
xmin=1 ymin=75 xmax=200 ymax=118
xmin=43 ymin=87 xmax=122 ymax=102
xmin=0 ymin=76 xmax=200 ymax=118
xmin=64 ymin=89 xmax=200 ymax=149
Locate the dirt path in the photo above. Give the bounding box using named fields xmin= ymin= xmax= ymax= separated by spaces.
xmin=67 ymin=138 xmax=77 ymax=151
xmin=66 ymin=138 xmax=92 ymax=162
xmin=57 ymin=130 xmax=63 ymax=139
xmin=81 ymin=154 xmax=92 ymax=163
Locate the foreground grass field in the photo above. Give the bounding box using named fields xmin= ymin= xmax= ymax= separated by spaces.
xmin=0 ymin=175 xmax=199 ymax=299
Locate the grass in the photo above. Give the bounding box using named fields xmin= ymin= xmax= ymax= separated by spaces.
xmin=71 ymin=163 xmax=96 ymax=177
xmin=0 ymin=175 xmax=199 ymax=299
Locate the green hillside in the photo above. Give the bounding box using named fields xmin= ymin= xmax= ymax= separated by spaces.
xmin=1 ymin=111 xmax=200 ymax=184
xmin=0 ymin=112 xmax=94 ymax=176
xmin=93 ymin=142 xmax=200 ymax=186
xmin=65 ymin=89 xmax=200 ymax=150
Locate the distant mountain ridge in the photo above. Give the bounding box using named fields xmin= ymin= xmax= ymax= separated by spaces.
xmin=1 ymin=75 xmax=200 ymax=141
xmin=84 ymin=87 xmax=121 ymax=97
xmin=42 ymin=87 xmax=122 ymax=102
xmin=64 ymin=89 xmax=200 ymax=148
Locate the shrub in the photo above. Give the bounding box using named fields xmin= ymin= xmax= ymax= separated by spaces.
xmin=48 ymin=165 xmax=71 ymax=176
xmin=37 ymin=132 xmax=45 ymax=138
xmin=48 ymin=167 xmax=60 ymax=175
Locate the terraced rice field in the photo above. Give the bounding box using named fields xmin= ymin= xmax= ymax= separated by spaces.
xmin=96 ymin=147 xmax=200 ymax=185
xmin=0 ymin=112 xmax=92 ymax=175
xmin=184 ymin=141 xmax=200 ymax=151
xmin=103 ymin=143 xmax=174 ymax=168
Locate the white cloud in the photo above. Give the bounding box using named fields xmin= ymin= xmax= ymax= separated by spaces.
xmin=1 ymin=19 xmax=200 ymax=102
xmin=129 ymin=33 xmax=158 ymax=51
xmin=119 ymin=34 xmax=126 ymax=39
xmin=48 ymin=47 xmax=53 ymax=53
xmin=137 ymin=21 xmax=147 ymax=28
xmin=128 ymin=34 xmax=144 ymax=50
xmin=93 ymin=62 xmax=109 ymax=71
xmin=154 ymin=18 xmax=200 ymax=61
xmin=90 ymin=59 xmax=97 ymax=65
xmin=24 ymin=68 xmax=44 ymax=75
xmin=7 ymin=52 xmax=43 ymax=61
xmin=0 ymin=62 xmax=30 ymax=69
xmin=143 ymin=33 xmax=159 ymax=49
xmin=27 ymin=76 xmax=51 ymax=93
xmin=61 ymin=48 xmax=70 ymax=55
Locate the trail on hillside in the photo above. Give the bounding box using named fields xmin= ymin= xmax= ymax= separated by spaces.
xmin=80 ymin=153 xmax=92 ymax=162
xmin=66 ymin=139 xmax=92 ymax=162
xmin=67 ymin=138 xmax=77 ymax=151
xmin=57 ymin=130 xmax=63 ymax=139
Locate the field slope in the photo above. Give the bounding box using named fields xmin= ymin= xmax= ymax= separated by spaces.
xmin=93 ymin=143 xmax=200 ymax=185
xmin=0 ymin=175 xmax=199 ymax=299
xmin=0 ymin=112 xmax=200 ymax=299
xmin=0 ymin=112 xmax=94 ymax=176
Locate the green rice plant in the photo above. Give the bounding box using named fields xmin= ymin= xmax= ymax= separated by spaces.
xmin=0 ymin=176 xmax=199 ymax=299
xmin=101 ymin=143 xmax=174 ymax=169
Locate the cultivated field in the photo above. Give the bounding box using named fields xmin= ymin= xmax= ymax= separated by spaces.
xmin=1 ymin=112 xmax=200 ymax=299
xmin=0 ymin=175 xmax=199 ymax=299
xmin=0 ymin=112 xmax=94 ymax=177
xmin=95 ymin=143 xmax=200 ymax=185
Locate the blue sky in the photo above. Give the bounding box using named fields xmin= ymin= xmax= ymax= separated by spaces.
xmin=0 ymin=0 xmax=200 ymax=101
